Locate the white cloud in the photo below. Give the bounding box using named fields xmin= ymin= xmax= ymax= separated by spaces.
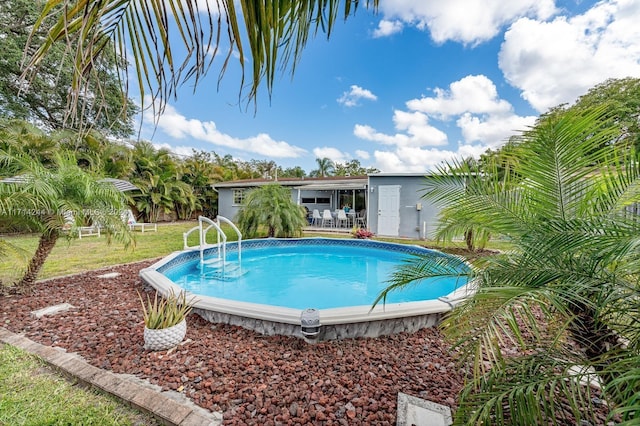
xmin=373 ymin=20 xmax=404 ymax=38
xmin=377 ymin=0 xmax=556 ymax=44
xmin=355 ymin=150 xmax=370 ymax=160
xmin=337 ymin=85 xmax=378 ymax=107
xmin=499 ymin=0 xmax=640 ymax=112
xmin=312 ymin=147 xmax=350 ymax=164
xmin=154 ymin=104 xmax=307 ymax=158
xmin=373 ymin=142 xmax=500 ymax=173
xmin=355 ymin=75 xmax=537 ymax=172
xmin=409 ymin=75 xmax=536 ymax=146
xmin=373 ymin=146 xmax=459 ymax=173
xmin=407 ymin=75 xmax=512 ymax=119
xmin=456 ymin=112 xmax=534 ymax=147
xmin=354 ymin=110 xmax=448 ymax=147
xmin=151 ymin=143 xmax=195 ymax=158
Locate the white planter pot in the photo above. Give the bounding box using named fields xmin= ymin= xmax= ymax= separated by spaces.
xmin=143 ymin=318 xmax=187 ymax=351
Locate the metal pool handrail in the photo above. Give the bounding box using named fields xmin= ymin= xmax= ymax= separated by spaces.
xmin=215 ymin=215 xmax=242 ymax=269
xmin=198 ymin=216 xmax=226 ymax=267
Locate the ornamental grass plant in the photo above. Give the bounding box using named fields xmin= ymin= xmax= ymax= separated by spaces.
xmin=138 ymin=289 xmax=194 ymax=330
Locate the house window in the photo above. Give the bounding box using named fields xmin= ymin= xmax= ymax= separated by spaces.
xmin=233 ymin=189 xmax=246 ymax=205
xmin=301 ymin=196 xmax=330 ymax=204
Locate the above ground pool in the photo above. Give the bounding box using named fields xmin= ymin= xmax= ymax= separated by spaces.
xmin=140 ymin=238 xmax=473 ymax=341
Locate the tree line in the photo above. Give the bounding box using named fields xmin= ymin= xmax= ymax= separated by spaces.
xmin=0 ymin=119 xmax=379 ymax=223
xmin=0 ymin=0 xmax=378 ymax=224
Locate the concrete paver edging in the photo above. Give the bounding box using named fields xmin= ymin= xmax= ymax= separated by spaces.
xmin=0 ymin=327 xmax=222 ymax=426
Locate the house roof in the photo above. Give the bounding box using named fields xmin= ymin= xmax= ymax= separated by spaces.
xmin=369 ymin=172 xmax=432 ymax=177
xmin=293 ymin=182 xmax=367 ymax=190
xmin=212 ymin=175 xmax=368 ymax=189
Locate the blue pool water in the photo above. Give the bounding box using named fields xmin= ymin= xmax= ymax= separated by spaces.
xmin=162 ymin=240 xmax=469 ymax=310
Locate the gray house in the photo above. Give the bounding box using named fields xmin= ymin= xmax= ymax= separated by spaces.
xmin=368 ymin=173 xmax=442 ymax=239
xmin=213 ymin=173 xmax=444 ymax=239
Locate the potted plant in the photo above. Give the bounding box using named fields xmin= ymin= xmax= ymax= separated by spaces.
xmin=138 ymin=289 xmax=194 ymax=351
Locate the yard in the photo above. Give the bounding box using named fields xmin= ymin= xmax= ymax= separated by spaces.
xmin=1 ymin=223 xmax=487 ymax=425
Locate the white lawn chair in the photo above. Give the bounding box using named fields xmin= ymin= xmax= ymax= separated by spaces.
xmin=63 ymin=211 xmax=101 ymax=238
xmin=311 ymin=209 xmax=322 ymax=226
xmin=356 ymin=209 xmax=367 ymax=228
xmin=78 ymin=225 xmax=101 ymax=238
xmin=125 ymin=209 xmax=157 ymax=233
xmin=336 ymin=209 xmax=349 ymax=228
xmin=321 ymin=209 xmax=334 ymax=227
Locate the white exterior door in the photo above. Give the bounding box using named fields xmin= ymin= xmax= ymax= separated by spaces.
xmin=377 ymin=185 xmax=400 ymax=236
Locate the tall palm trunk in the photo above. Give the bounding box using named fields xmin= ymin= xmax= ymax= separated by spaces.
xmin=572 ymin=304 xmax=621 ymax=360
xmin=464 ymin=229 xmax=474 ymax=251
xmin=568 ymin=305 xmax=623 ymax=390
xmin=17 ymin=232 xmax=59 ymax=288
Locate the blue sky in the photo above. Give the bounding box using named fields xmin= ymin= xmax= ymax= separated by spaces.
xmin=137 ymin=0 xmax=640 ymax=174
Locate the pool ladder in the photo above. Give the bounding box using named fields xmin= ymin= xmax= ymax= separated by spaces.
xmin=183 ymin=215 xmax=244 ymax=280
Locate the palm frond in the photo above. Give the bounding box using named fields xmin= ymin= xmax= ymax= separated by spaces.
xmin=442 ymin=280 xmax=581 ymax=371
xmin=516 ymin=106 xmax=619 ymax=221
xmin=371 ymin=252 xmax=471 ymax=309
xmin=604 ymin=355 xmax=640 ymax=423
xmin=24 ymin=0 xmax=379 ymax=126
xmin=585 ymin=146 xmax=640 ymax=218
xmin=454 ymin=353 xmax=602 ymax=426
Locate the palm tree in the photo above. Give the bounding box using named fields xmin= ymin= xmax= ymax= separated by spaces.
xmin=24 ymin=1 xmax=379 ymax=125
xmin=98 ymin=140 xmax=135 ymax=179
xmin=309 ymin=157 xmax=335 ymax=177
xmin=170 ymin=180 xmax=200 ymax=221
xmin=0 ymin=119 xmax=58 ymax=168
xmin=375 ymin=106 xmax=640 ymax=424
xmin=236 ymin=184 xmax=307 ymax=238
xmin=0 ymin=150 xmax=134 ymax=289
xmin=181 ymin=151 xmax=222 ymax=218
xmin=419 ymin=157 xmax=492 ymax=251
xmin=127 ymin=141 xmax=182 ymax=222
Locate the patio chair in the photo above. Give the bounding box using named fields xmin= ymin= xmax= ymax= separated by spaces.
xmin=78 ymin=225 xmax=101 ymax=238
xmin=321 ymin=209 xmax=334 ymax=228
xmin=125 ymin=209 xmax=157 ymax=233
xmin=356 ymin=209 xmax=367 ymax=228
xmin=62 ymin=211 xmax=101 ymax=238
xmin=311 ymin=209 xmax=322 ymax=226
xmin=336 ymin=209 xmax=349 ymax=228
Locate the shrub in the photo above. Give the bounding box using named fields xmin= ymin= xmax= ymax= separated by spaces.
xmin=353 ymin=228 xmax=374 ymax=239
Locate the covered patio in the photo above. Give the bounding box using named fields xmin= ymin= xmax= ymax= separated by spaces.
xmin=213 ymin=175 xmax=370 ymax=231
xmin=294 ymin=180 xmax=368 ymax=230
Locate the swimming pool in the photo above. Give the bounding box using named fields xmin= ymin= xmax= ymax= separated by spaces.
xmin=140 ymin=238 xmax=473 ymax=341
xmin=164 ymin=243 xmax=464 ymax=309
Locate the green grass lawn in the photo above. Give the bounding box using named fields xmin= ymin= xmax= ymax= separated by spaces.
xmin=0 ymin=344 xmax=159 ymax=425
xmin=1 ymin=221 xmax=206 ymax=283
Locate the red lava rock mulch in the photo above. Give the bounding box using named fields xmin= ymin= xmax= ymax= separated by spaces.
xmin=0 ymin=260 xmax=465 ymax=425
